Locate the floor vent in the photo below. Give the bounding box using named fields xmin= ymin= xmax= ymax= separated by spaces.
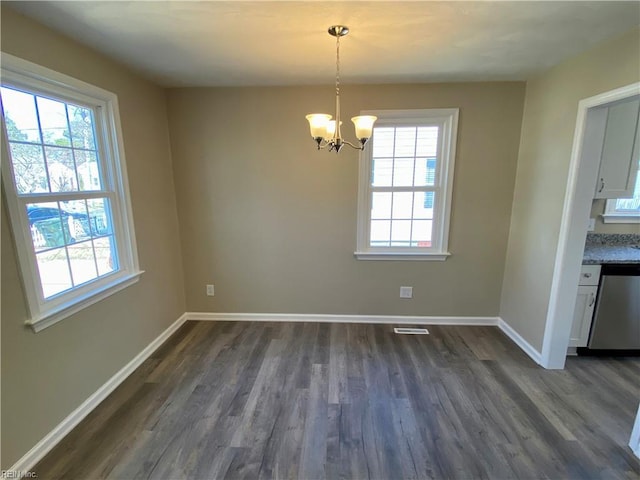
xmin=394 ymin=327 xmax=429 ymax=335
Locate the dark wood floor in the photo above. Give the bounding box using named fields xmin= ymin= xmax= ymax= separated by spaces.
xmin=35 ymin=321 xmax=640 ymax=479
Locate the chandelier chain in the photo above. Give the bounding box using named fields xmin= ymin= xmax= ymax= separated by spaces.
xmin=335 ymin=34 xmax=340 ymax=97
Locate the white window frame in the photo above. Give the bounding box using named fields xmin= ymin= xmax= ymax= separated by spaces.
xmin=1 ymin=53 xmax=143 ymax=332
xmin=355 ymin=108 xmax=458 ymax=261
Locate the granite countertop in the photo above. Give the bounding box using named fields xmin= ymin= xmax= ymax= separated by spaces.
xmin=582 ymin=233 xmax=640 ymax=264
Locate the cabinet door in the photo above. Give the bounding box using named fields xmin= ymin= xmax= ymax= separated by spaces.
xmin=594 ymin=97 xmax=640 ymax=199
xmin=569 ymin=285 xmax=598 ymax=347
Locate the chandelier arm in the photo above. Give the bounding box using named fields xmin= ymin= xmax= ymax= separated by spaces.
xmin=342 ymin=140 xmax=365 ymax=151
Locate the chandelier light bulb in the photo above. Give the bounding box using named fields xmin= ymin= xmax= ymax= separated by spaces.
xmin=325 ymin=120 xmax=342 ymax=138
xmin=352 ymin=115 xmax=377 ymax=141
xmin=305 ymin=113 xmax=332 ymax=139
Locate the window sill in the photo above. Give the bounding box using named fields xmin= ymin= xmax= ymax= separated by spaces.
xmin=26 ymin=271 xmax=145 ymax=333
xmin=601 ymin=214 xmax=640 ymax=224
xmin=354 ymin=251 xmax=451 ymax=261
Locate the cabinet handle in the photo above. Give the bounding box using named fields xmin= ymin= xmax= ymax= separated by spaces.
xmin=588 ymin=293 xmax=595 ymax=307
xmin=583 ymin=273 xmax=591 ymax=278
xmin=598 ymin=178 xmax=605 ymax=193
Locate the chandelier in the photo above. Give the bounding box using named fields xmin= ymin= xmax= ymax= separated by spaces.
xmin=305 ymin=26 xmax=377 ymax=153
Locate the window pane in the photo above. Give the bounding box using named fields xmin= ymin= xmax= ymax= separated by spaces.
xmin=371 ymin=192 xmax=391 ymax=219
xmin=615 ymin=170 xmax=640 ymax=212
xmin=68 ymin=105 xmax=96 ymax=150
xmin=411 ymin=220 xmax=433 ymax=247
xmin=413 ymin=192 xmax=435 ymax=219
xmin=61 ymin=200 xmax=91 ymax=243
xmin=416 ymin=127 xmax=439 ymax=157
xmin=68 ymin=240 xmax=98 ymax=286
xmin=414 ymin=158 xmax=437 ymax=187
xmin=87 ymin=198 xmax=113 ymax=237
xmin=2 ymin=90 xmax=103 ymax=196
xmin=372 ymin=127 xmax=394 ymax=157
xmin=37 ymin=247 xmax=72 ymax=298
xmin=0 ymin=87 xmax=41 ymax=143
xmin=27 ymin=202 xmax=67 ymax=251
xmin=9 ymin=143 xmax=49 ymax=193
xmin=391 ymin=220 xmax=411 ymax=246
xmin=94 ymin=236 xmax=117 ymax=276
xmin=392 ymin=192 xmax=413 ymax=219
xmin=370 ymin=220 xmax=390 ymax=246
xmin=45 ymin=146 xmax=78 ymax=192
xmin=75 ymin=150 xmax=102 ymax=191
xmin=37 ymin=96 xmax=71 ymax=147
xmin=371 ymin=158 xmax=393 ymax=187
xmin=394 ymin=127 xmax=416 ymax=157
xmin=393 ymin=157 xmax=414 ymax=187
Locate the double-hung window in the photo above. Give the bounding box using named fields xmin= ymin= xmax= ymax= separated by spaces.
xmin=1 ymin=54 xmax=141 ymax=332
xmin=355 ymin=109 xmax=458 ymax=260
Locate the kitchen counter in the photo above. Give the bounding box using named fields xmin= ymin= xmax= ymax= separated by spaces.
xmin=583 ymin=244 xmax=640 ymax=264
xmin=582 ymin=233 xmax=640 ymax=264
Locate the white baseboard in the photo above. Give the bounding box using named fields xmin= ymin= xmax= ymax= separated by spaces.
xmin=497 ymin=318 xmax=543 ymax=366
xmin=9 ymin=313 xmax=189 ymax=474
xmin=186 ymin=311 xmax=500 ymax=326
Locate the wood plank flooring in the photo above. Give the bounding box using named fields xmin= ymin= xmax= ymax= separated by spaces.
xmin=34 ymin=321 xmax=640 ymax=479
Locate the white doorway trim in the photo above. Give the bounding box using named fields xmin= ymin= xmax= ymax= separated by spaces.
xmin=541 ymin=82 xmax=640 ymax=369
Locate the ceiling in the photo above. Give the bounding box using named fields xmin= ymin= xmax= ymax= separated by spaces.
xmin=7 ymin=1 xmax=640 ymax=87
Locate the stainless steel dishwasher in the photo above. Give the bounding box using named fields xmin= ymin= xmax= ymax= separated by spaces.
xmin=588 ymin=263 xmax=640 ymax=352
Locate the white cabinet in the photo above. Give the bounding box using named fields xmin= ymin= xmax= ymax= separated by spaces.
xmin=569 ymin=265 xmax=601 ymax=348
xmin=570 ymin=286 xmax=598 ymax=347
xmin=594 ymin=96 xmax=640 ymax=199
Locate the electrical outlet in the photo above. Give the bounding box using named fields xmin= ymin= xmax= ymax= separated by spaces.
xmin=206 ymin=284 xmax=215 ymax=296
xmin=400 ymin=286 xmax=413 ymax=299
xmin=588 ymin=218 xmax=596 ymax=232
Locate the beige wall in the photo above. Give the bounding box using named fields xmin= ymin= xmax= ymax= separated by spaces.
xmin=167 ymin=82 xmax=525 ymax=316
xmin=1 ymin=8 xmax=185 ymax=467
xmin=500 ymin=27 xmax=640 ymax=352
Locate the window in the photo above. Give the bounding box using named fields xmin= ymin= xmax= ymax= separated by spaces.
xmin=355 ymin=109 xmax=458 ymax=260
xmin=603 ymin=162 xmax=640 ymax=223
xmin=1 ymin=54 xmax=141 ymax=332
